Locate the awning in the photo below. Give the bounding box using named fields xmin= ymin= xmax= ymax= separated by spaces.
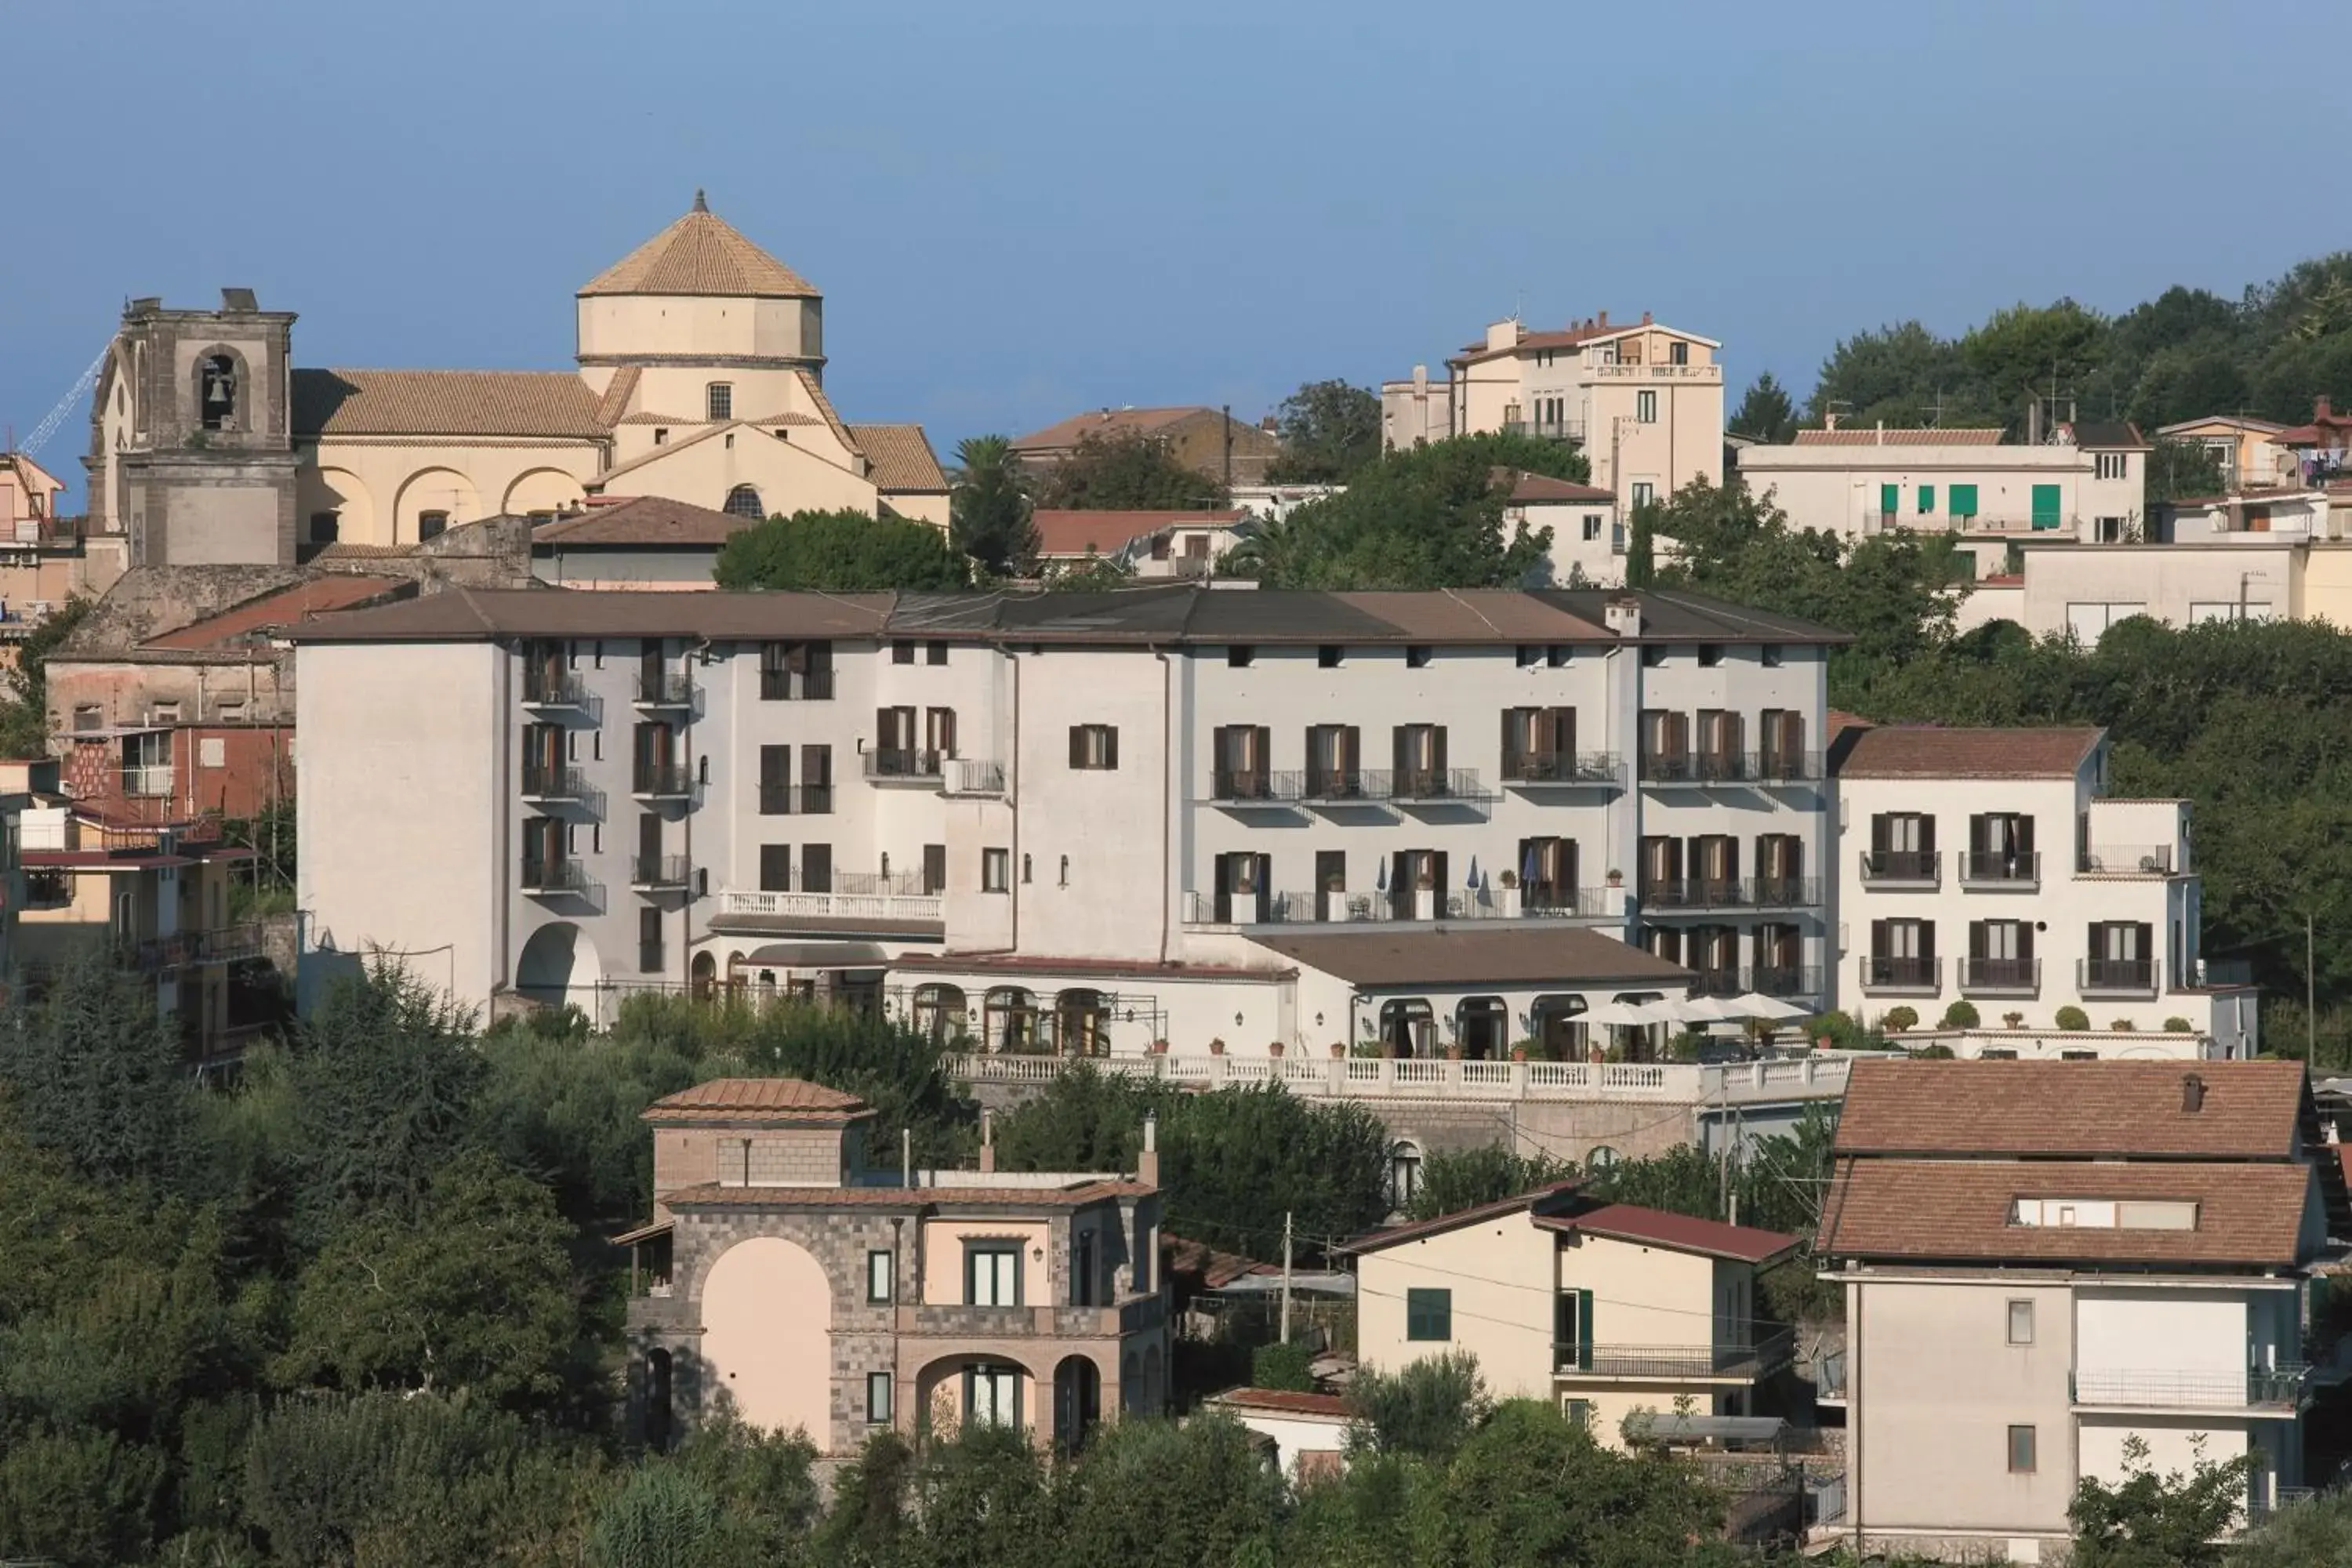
xmin=610 ymin=1218 xmax=673 ymax=1247
xmin=737 ymin=942 xmax=889 ymax=967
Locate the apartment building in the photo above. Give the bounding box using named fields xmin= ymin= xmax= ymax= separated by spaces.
xmin=290 ymin=583 xmax=1844 ymax=1049
xmin=1819 ymin=1059 xmax=2352 ymax=1562
xmin=1349 ymin=1181 xmax=1798 ymax=1447
xmin=2156 ymin=416 xmax=2294 ymax=493
xmin=1381 ymin=312 xmax=1725 ymax=500
xmin=1830 ymin=724 xmax=2257 ymax=1054
xmin=619 ymin=1076 xmax=1167 ymax=1454
xmin=1733 ymin=422 xmax=2151 ymax=573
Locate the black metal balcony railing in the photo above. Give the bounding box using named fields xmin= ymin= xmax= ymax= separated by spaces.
xmin=1641 ymin=750 xmax=1823 ymax=785
xmin=1693 ymin=968 xmax=1744 ymax=997
xmin=1960 ymin=956 xmax=2041 ymax=994
xmin=1213 ymin=768 xmax=1305 ymax=803
xmin=1960 ymin=851 xmax=2041 ymax=885
xmin=1641 ymin=877 xmax=1820 ymax=911
xmin=634 ymin=670 xmax=694 ymax=707
xmin=521 ymin=764 xmax=590 ymax=801
xmin=1860 ymin=954 xmax=1940 ymax=991
xmin=758 ymin=669 xmax=836 ymax=701
xmin=128 ymin=924 xmax=264 ymax=974
xmin=2080 ymin=957 xmax=2159 ymax=994
xmin=1748 ymin=964 xmax=1824 ymax=999
xmin=1502 ymin=750 xmax=1625 ymax=787
xmin=1860 ymin=850 xmax=1939 ymax=884
xmin=521 ymin=670 xmax=589 ymax=708
xmin=1555 ymin=1327 xmax=1795 ymax=1380
xmin=1393 ymin=768 xmax=1493 ymax=804
xmin=866 ymin=748 xmax=945 ymax=782
xmin=798 ymin=783 xmax=833 ymax=815
xmin=2080 ymin=844 xmax=2176 ymax=875
xmin=521 ymin=856 xmax=589 ymax=894
xmin=632 ymin=762 xmax=693 ymax=798
xmin=631 ymin=854 xmax=691 ymax=888
xmin=1303 ymin=768 xmax=1381 ymax=802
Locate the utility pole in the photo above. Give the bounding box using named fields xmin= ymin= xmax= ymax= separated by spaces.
xmin=2310 ymin=913 xmax=2318 ymax=1063
xmin=1221 ymin=403 xmax=1233 ymax=497
xmin=1279 ymin=1210 xmax=1294 ymax=1345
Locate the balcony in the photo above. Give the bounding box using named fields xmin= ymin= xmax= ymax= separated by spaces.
xmin=630 ymin=854 xmax=691 ymax=891
xmin=2071 ymin=1365 xmax=2308 ymax=1413
xmin=1748 ymin=964 xmax=1824 ymax=1000
xmin=1212 ymin=768 xmax=1305 ymax=806
xmin=866 ymin=748 xmax=946 ymax=785
xmin=1860 ymin=850 xmax=1939 ymax=888
xmin=1639 ymin=751 xmax=1820 ymax=786
xmin=128 ymin=923 xmax=263 ymax=975
xmin=943 ymin=759 xmax=1005 ymax=797
xmin=631 ymin=762 xmax=693 ymax=800
xmin=758 ymin=782 xmax=835 ymax=815
xmin=1301 ymin=768 xmax=1385 ymax=804
xmin=717 ymin=886 xmax=943 ymax=926
xmin=1183 ymin=886 xmax=1613 ymax=927
xmin=633 ymin=670 xmax=695 ymax=710
xmin=521 ymin=856 xmax=591 ymax=896
xmin=2080 ymin=957 xmax=2159 ymax=996
xmin=122 ymin=764 xmax=175 ymax=799
xmin=1859 ymin=955 xmax=1941 ymax=994
xmin=1959 ymin=956 xmax=2041 ymax=996
xmin=521 ymin=671 xmax=591 ymax=710
xmin=757 ymin=669 xmax=835 ymax=701
xmin=1641 ymin=877 xmax=1820 ymax=912
xmin=1960 ymin=851 xmax=2040 ymax=888
xmin=2080 ymin=844 xmax=2176 ymax=876
xmin=520 ymin=765 xmax=592 ymax=804
xmin=1501 ymin=750 xmax=1626 ymax=790
xmin=1588 ymin=362 xmax=1723 ymax=384
xmin=1500 ymin=418 xmax=1585 ymax=443
xmin=1555 ymin=1327 xmax=1793 ymax=1381
xmin=1392 ymin=768 xmax=1494 ymax=807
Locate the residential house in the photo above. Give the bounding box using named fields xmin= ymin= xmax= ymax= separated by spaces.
xmin=529 ymin=495 xmax=761 ymax=589
xmin=2267 ymin=397 xmax=2352 ymax=487
xmin=2155 ymin=416 xmax=2292 ymax=492
xmin=619 ymin=1076 xmax=1167 ymax=1454
xmin=1348 ymin=1182 xmax=1799 ymax=1448
xmin=1831 ymin=724 xmax=2257 ymax=1054
xmin=1200 ymin=1388 xmax=1352 ymax=1480
xmin=1027 ymin=509 xmax=1247 ymax=579
xmin=1818 ymin=1058 xmax=2352 ymax=1562
xmin=1007 ymin=407 xmax=1282 ymax=491
xmin=1384 ymin=312 xmax=1725 ymax=501
xmin=1501 ymin=470 xmax=1621 ymax=586
xmin=0 ymin=452 xmax=128 ymax=665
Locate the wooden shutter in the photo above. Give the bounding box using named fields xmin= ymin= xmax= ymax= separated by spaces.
xmin=1343 ymin=726 xmax=1360 ymax=773
xmin=1432 ymin=851 xmax=1450 ymax=900
xmin=2018 ymin=923 xmax=2035 ymax=961
xmin=1969 ymin=920 xmax=1987 ymax=961
xmin=1871 ymin=918 xmax=1889 ymax=956
xmin=1071 ymin=726 xmax=1086 ymax=768
xmin=1869 ymin=815 xmax=1889 ymax=855
xmin=1551 ymin=706 xmax=1575 ymax=757
xmin=1576 ymin=1290 xmax=1595 ymax=1370
xmin=1919 ymin=815 xmax=1936 ymax=857
xmin=1254 ymin=726 xmax=1269 ymax=771
xmin=801 ymin=844 xmax=831 ymax=893
xmin=1918 ymin=922 xmax=1936 ymax=961
xmin=1106 ymin=728 xmax=1120 ymax=769
xmin=923 ymin=844 xmax=947 ymax=894
xmin=1432 ymin=727 xmax=1448 ymax=777
xmin=2015 ymin=815 xmax=2035 ymax=858
xmin=1879 ymin=484 xmax=1898 ymax=515
xmin=760 ymin=844 xmax=791 ymax=891
xmin=804 ymin=746 xmax=830 ymax=786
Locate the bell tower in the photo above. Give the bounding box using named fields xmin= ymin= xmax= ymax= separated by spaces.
xmin=85 ymin=289 xmax=299 ymax=565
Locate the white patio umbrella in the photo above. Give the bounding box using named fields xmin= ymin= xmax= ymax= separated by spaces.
xmin=1580 ymin=1000 xmax=1655 ymax=1029
xmin=1671 ymin=995 xmax=1745 ymax=1023
xmin=1726 ymin=992 xmax=1812 ymax=1022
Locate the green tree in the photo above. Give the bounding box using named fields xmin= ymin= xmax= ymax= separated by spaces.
xmin=0 ymin=954 xmax=194 ymax=1187
xmin=2239 ymin=1487 xmax=2352 ymax=1566
xmin=1728 ymin=371 xmax=1798 ymax=443
xmin=1345 ymin=1352 xmax=1490 ymax=1461
xmin=713 ymin=508 xmax=969 ymax=591
xmin=0 ymin=1428 xmax=171 ymax=1566
xmin=1044 ymin=552 xmax=1136 ymax=591
xmin=949 ymin=434 xmax=1038 ymax=575
xmin=1265 ymin=379 xmax=1382 ymax=483
xmin=2145 ymin=437 xmax=2229 ymax=504
xmin=1808 ymin=321 xmax=1991 ymax=429
xmin=2068 ymin=1435 xmax=2253 ymax=1567
xmin=1044 ymin=1416 xmax=1283 ymax=1568
xmin=1250 ymin=433 xmax=1571 ymax=590
xmin=1961 ymin=299 xmax=2109 ymax=423
xmin=811 ymin=1429 xmax=914 ymax=1566
xmin=1401 ymin=1144 xmax=1572 ymax=1222
xmin=1034 ymin=430 xmax=1228 ymax=511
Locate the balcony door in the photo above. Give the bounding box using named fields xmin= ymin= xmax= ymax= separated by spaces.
xmin=1391 ymin=849 xmax=1446 ymax=919
xmin=2089 ymin=920 xmax=2153 ymax=986
xmin=1640 ymin=710 xmax=1690 ymax=778
xmin=1870 ymin=812 xmax=1933 ymax=878
xmin=1639 ymin=836 xmax=1682 ymax=902
xmin=1969 ymin=812 xmax=2034 ymax=878
xmin=1212 ymin=851 xmax=1270 ymax=924
xmin=1502 ymin=706 xmax=1574 ymax=778
xmin=1870 ymin=917 xmax=1934 ymax=986
xmin=1392 ymin=724 xmax=1446 ymax=796
xmin=1971 ymin=919 xmax=2034 ymax=988
xmin=876 ymin=706 xmax=918 ymax=772
xmin=1696 ymin=710 xmax=1744 ymax=779
xmin=1755 ymin=924 xmax=1802 ymax=993
xmin=1759 ymin=709 xmax=1806 ymax=777
xmin=926 ymin=706 xmax=958 ymax=760
xmin=1690 ymin=834 xmax=1739 ymax=901
xmin=1518 ymin=837 xmax=1576 ymax=912
xmin=1755 ymin=833 xmax=1802 ymax=900
xmin=522 ymin=817 xmax=563 ymax=880
xmin=1214 ymin=724 xmax=1271 ymax=799
xmin=1555 ymin=1287 xmax=1596 ymax=1372
xmin=1305 ymin=724 xmax=1361 ymax=797
xmin=1690 ymin=925 xmax=1740 ymax=992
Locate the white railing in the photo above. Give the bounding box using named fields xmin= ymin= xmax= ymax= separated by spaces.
xmin=944 ymin=1051 xmax=1853 ymax=1105
xmin=718 ymin=888 xmax=943 ymax=924
xmin=122 ymin=764 xmax=174 ymax=798
xmin=944 ymin=759 xmax=1006 ymax=797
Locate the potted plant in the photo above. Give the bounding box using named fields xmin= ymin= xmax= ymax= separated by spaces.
xmin=2001 ymin=1011 xmax=2025 ymax=1029
xmin=1269 ymin=1039 xmax=1286 ymax=1058
xmin=1606 ymin=869 xmax=1624 ymax=887
xmin=2164 ymin=1015 xmax=2194 ymax=1033
xmin=1940 ymin=1000 xmax=1980 ymax=1029
xmin=1150 ymin=1037 xmax=1170 ymax=1055
xmin=1881 ymin=1005 xmax=1918 ymax=1033
xmin=1207 ymin=1036 xmax=1226 ymax=1056
xmin=2055 ymin=1005 xmax=2089 ymax=1031
xmin=1329 ymin=1040 xmax=1346 ymax=1059
xmin=2111 ymin=1018 xmax=2136 ymax=1032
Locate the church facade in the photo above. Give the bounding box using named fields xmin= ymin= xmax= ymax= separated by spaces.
xmin=85 ymin=196 xmax=948 ymax=564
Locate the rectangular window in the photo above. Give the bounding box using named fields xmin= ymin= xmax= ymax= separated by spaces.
xmin=1582 ymin=515 xmax=1602 ymax=540
xmin=760 ymin=844 xmax=791 ymax=891
xmin=1669 ymin=340 xmax=1689 ymax=366
xmin=637 ymin=906 xmax=662 ymax=975
xmin=706 ymin=382 xmax=733 ymax=420
xmin=1547 ymin=645 xmax=1571 ymax=669
xmin=1761 ymin=644 xmax=1783 ymax=668
xmin=1565 ymin=1398 xmax=1594 ymax=1429
xmin=2031 ymin=484 xmax=2062 ymax=528
xmin=892 ymin=640 xmax=916 ymax=665
xmin=1636 ymin=390 xmax=1657 ymax=423
xmin=1406 ymin=1287 xmax=1453 ymax=1341
xmin=759 ymin=744 xmax=792 ymax=814
xmin=927 ymin=641 xmax=949 ymax=666
xmin=1918 ymin=485 xmax=1936 ymax=514
xmin=2007 ymin=1299 xmax=2034 ymax=1345
xmin=1697 ymin=644 xmax=1722 ymax=667
xmin=800 ymin=745 xmax=833 ymax=813
xmin=982 ymin=848 xmax=1010 ymax=892
xmin=967 ymin=1244 xmax=1022 ymax=1307
xmin=1950 ymin=483 xmax=1979 ymax=517
xmin=1319 ymin=644 xmax=1343 ymax=668
xmin=1879 ymin=482 xmax=1899 ymax=517
xmin=866 ymin=1371 xmax=893 ymax=1425
xmin=2096 ymin=452 xmax=2128 ymax=481
xmin=923 ymin=843 xmax=948 ymax=895
xmin=1069 ymin=724 xmax=1118 ymax=770
xmin=867 ymin=1250 xmax=895 ymax=1304
xmin=800 ymin=843 xmax=831 ymax=893
xmin=2008 ymin=1424 xmax=2037 ymax=1474
xmin=1516 ymin=644 xmax=1541 ymax=669
xmin=1406 ymin=645 xmax=1432 ymax=669
xmin=1226 ymin=645 xmax=1254 ymax=667
xmin=1630 ymin=481 xmax=1655 ymax=507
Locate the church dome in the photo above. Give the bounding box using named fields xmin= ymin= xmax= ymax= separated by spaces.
xmin=578 ymin=191 xmax=818 ymax=299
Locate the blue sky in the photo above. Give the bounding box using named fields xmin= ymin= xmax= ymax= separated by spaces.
xmin=6 ymin=0 xmax=2341 ymax=503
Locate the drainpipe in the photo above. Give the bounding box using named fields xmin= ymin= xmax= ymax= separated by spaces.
xmin=1008 ymin=647 xmax=1021 ymax=955
xmin=683 ymin=634 xmax=710 ymax=987
xmin=1156 ymin=645 xmax=1173 ymax=963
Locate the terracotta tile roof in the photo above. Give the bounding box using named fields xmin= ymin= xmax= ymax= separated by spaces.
xmin=1247 ymin=925 xmax=1693 ymax=989
xmin=794 ymin=370 xmax=858 ymax=456
xmin=1032 ymin=509 xmax=1243 ymax=558
xmin=143 ymin=575 xmax=409 ymax=649
xmin=847 ymin=423 xmax=949 ymax=493
xmin=1833 ymin=1059 xmax=2311 ymax=1160
xmin=1207 ymin=1387 xmax=1352 ymax=1418
xmin=293 ymin=368 xmax=608 ymax=439
xmin=578 ymin=198 xmax=818 ymax=298
xmin=1342 ymin=1181 xmax=1584 ymax=1254
xmin=1534 ymin=1203 xmax=1798 ymax=1265
xmin=1450 ymin=318 xmax=1722 ymax=364
xmin=643 ymin=1076 xmax=870 ymax=1125
xmin=1501 ymin=469 xmax=1614 ymax=505
xmin=1817 ymin=1158 xmax=2313 ymax=1266
xmin=1831 ymin=725 xmax=2103 ymax=781
xmin=662 ymin=1178 xmax=1152 ymax=1209
xmin=1165 ymin=1232 xmax=1277 ymax=1288
xmin=2 ymin=452 xmax=64 ymax=494
xmin=592 ymin=365 xmax=642 ymax=427
xmin=1788 ymin=427 xmax=2005 ymax=447
xmin=534 ymin=495 xmax=753 ymax=547
xmin=1009 ymin=406 xmax=1227 ymax=455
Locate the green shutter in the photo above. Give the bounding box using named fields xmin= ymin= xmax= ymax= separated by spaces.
xmin=1577 ymin=1290 xmax=1595 ymax=1370
xmin=1878 ymin=483 xmax=1899 ymax=516
xmin=2031 ymin=485 xmax=2061 ymax=528
xmin=1918 ymin=485 xmax=1936 ymax=514
xmin=1951 ymin=484 xmax=1978 ymax=517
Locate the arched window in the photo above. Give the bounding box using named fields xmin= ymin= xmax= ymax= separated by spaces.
xmin=1387 ymin=1141 xmax=1423 ymax=1211
xmin=1585 ymin=1145 xmax=1619 ymax=1172
xmin=1056 ymin=989 xmax=1109 ymax=1057
xmin=982 ymin=986 xmax=1038 ymax=1054
xmin=198 ymin=352 xmax=238 ymax=431
xmin=724 ymin=485 xmax=764 ymax=520
xmin=1377 ymin=998 xmax=1435 ymax=1058
xmin=911 ymin=983 xmax=967 ymax=1045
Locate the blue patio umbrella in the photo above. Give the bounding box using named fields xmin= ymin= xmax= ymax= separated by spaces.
xmin=1376 ymin=858 xmax=1388 ymax=893
xmin=1522 ymin=841 xmax=1541 ymax=883
xmin=1466 ymin=855 xmax=1480 ymax=888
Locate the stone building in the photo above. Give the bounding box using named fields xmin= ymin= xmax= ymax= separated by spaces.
xmin=619 ymin=1077 xmax=1168 ymax=1455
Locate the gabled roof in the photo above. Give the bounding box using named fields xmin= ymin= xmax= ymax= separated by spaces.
xmin=1247 ymin=925 xmax=1693 ymax=989
xmin=2158 ymin=415 xmax=2286 ymax=437
xmin=1502 ymin=469 xmax=1614 ymax=505
xmin=1032 ymin=509 xmax=1243 ymax=558
xmin=1342 ymin=1181 xmax=1583 ymax=1253
xmin=2063 ymin=421 xmax=2150 ymax=452
xmin=293 ymin=368 xmax=608 ymax=440
xmin=1534 ymin=1203 xmax=1798 ymax=1265
xmin=848 ymin=423 xmax=949 ymax=493
xmin=641 ymin=1076 xmax=870 ymax=1126
xmin=1833 ymin=1059 xmax=2311 ymax=1160
xmin=533 ymin=495 xmax=753 ymax=548
xmin=285 ymin=586 xmax=895 ymax=643
xmin=1831 ymin=725 xmax=2103 ymax=782
xmin=578 ymin=194 xmax=818 ymax=299
xmin=1 ymin=452 xmax=64 ymax=494
xmin=141 ymin=575 xmax=410 ymax=650
xmin=1451 ymin=315 xmax=1721 ymax=365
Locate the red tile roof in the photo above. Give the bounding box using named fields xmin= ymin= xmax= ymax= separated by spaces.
xmin=1534 ymin=1203 xmax=1798 ymax=1265
xmin=579 ymin=198 xmax=818 ymax=298
xmin=534 ymin=495 xmax=753 ymax=547
xmin=1833 ymin=1059 xmax=2311 ymax=1160
xmin=1208 ymin=1387 xmax=1352 ymax=1418
xmin=1341 ymin=1181 xmax=1583 ymax=1254
xmin=1030 ymin=509 xmax=1243 ymax=559
xmin=661 ymin=1178 xmax=1152 ymax=1210
xmin=1165 ymin=1232 xmax=1276 ymax=1288
xmin=1788 ymin=427 xmax=2004 ymax=447
xmin=1502 ymin=469 xmax=1614 ymax=505
xmin=641 ymin=1077 xmax=871 ymax=1125
xmin=1011 ymin=407 xmax=1236 ymax=455
xmin=1831 ymin=726 xmax=2103 ymax=782
xmin=143 ymin=575 xmax=410 ymax=650
xmin=1817 ymin=1158 xmax=2314 ymax=1266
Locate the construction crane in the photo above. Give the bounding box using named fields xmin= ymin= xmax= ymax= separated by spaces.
xmin=15 ymin=343 xmax=111 ymax=459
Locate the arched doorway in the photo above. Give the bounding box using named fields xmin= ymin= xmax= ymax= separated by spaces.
xmin=1530 ymin=994 xmax=1588 ymax=1059
xmin=1056 ymin=989 xmax=1109 ymax=1057
xmin=1387 ymin=1140 xmax=1424 ymax=1212
xmin=690 ymin=951 xmax=717 ymax=1002
xmin=1053 ymin=1355 xmax=1102 ymax=1454
xmin=700 ymin=1236 xmax=832 ymax=1440
xmin=1377 ymin=998 xmax=1434 ymax=1058
xmin=983 ymin=986 xmax=1038 ymax=1053
xmin=517 ymin=921 xmax=601 ymax=1015
xmin=1456 ymin=996 xmax=1508 ymax=1058
xmin=911 ymin=983 xmax=967 ymax=1045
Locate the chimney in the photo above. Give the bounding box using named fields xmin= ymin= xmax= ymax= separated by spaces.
xmin=1641 ymin=310 xmax=1653 ymax=326
xmin=1824 ymin=411 xmax=1839 ymax=432
xmin=1603 ymin=595 xmax=1643 ymax=638
xmin=979 ymin=1107 xmax=996 ymax=1173
xmin=2182 ymin=1073 xmax=2207 ymax=1114
xmin=1138 ymin=1112 xmax=1160 ymax=1189
xmin=1596 ymin=310 xmax=1610 ymax=328
xmin=1875 ymin=419 xmax=1885 ymax=446
xmin=2318 ymin=396 xmax=2335 ymax=423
